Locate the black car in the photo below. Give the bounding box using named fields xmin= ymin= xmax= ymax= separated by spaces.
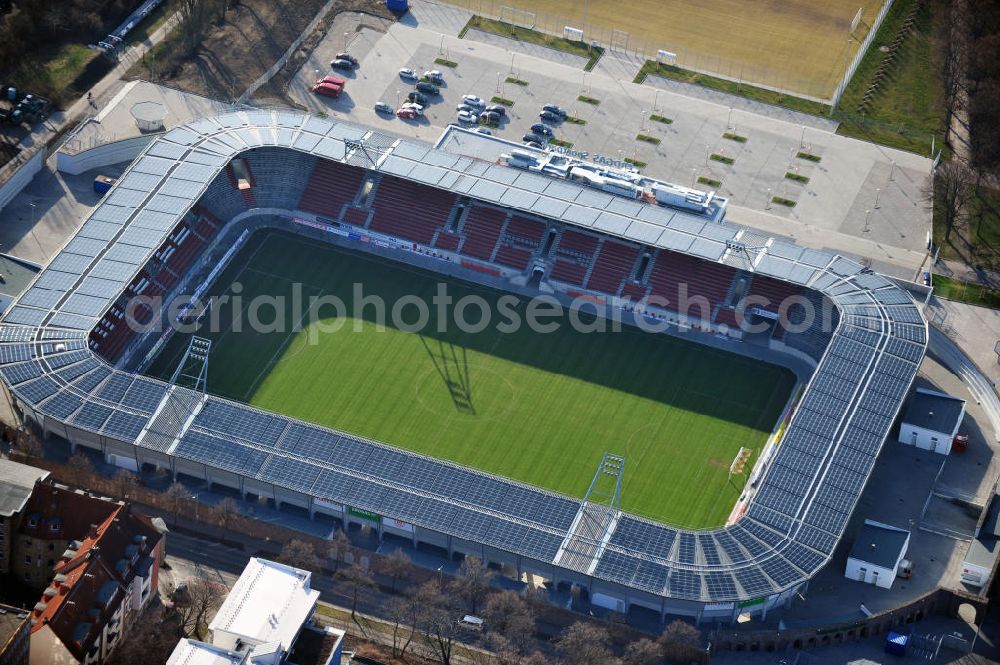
xmin=542 ymin=103 xmax=568 ymax=118
xmin=539 ymin=110 xmax=562 ymax=123
xmin=415 ymin=81 xmax=440 ymax=95
xmin=530 ymin=123 xmax=554 ymax=137
xmin=523 ymin=140 xmax=544 ymax=149
xmin=485 ymin=104 xmax=507 ymax=117
xmin=408 ymin=91 xmax=428 ymax=105
xmin=335 ymin=52 xmax=358 ymax=65
xmin=522 ymin=132 xmax=546 ymax=144
xmin=479 ymin=111 xmax=501 ymax=126
xmin=330 ymin=59 xmax=355 ymax=70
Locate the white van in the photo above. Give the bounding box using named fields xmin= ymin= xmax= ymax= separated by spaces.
xmin=458 ymin=615 xmax=484 ymax=631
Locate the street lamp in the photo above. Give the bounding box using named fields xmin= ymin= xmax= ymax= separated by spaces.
xmin=653 ymin=88 xmax=660 ymax=114
xmin=344 ymin=32 xmax=350 ymax=52
xmin=396 ymin=89 xmax=401 ymax=108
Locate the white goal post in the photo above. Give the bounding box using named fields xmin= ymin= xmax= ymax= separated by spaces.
xmin=850 ymin=7 xmax=864 ymax=34
xmin=728 ymin=447 xmax=753 ymax=480
xmin=499 ymin=5 xmax=536 ymax=29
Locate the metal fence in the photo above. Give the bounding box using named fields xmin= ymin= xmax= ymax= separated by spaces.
xmin=830 ymin=0 xmax=895 ymax=110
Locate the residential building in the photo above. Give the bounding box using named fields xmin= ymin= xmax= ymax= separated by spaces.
xmin=26 ymin=488 xmax=165 ymax=665
xmin=0 ymin=603 xmax=30 ymax=665
xmin=13 ymin=483 xmax=123 ymax=589
xmin=167 ymin=558 xmax=342 ymax=665
xmin=0 ymin=459 xmax=50 ymax=575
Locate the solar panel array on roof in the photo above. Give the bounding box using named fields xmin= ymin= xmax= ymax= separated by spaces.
xmin=0 ymin=109 xmax=928 ymax=604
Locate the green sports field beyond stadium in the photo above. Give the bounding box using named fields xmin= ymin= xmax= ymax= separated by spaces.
xmin=147 ymin=231 xmax=795 ymax=527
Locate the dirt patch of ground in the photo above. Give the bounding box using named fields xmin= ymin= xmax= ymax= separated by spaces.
xmin=125 ymin=0 xmax=393 ymax=103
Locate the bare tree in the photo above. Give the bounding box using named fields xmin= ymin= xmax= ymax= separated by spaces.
xmin=12 ymin=433 xmax=42 ymax=459
xmin=177 ymin=578 xmax=225 ymax=640
xmin=386 ymin=594 xmax=418 ymax=659
xmin=329 ymin=528 xmax=352 ymax=572
xmin=623 ymin=638 xmax=663 ymax=665
xmin=657 ymin=619 xmax=701 ymax=662
xmin=520 ymin=652 xmax=554 ymax=665
xmin=109 ymin=603 xmax=182 ymax=665
xmin=555 ymin=621 xmax=615 ymax=665
xmin=481 ymin=590 xmax=535 ymax=650
xmin=486 ymin=634 xmax=525 ymax=665
xmin=178 ymin=0 xmax=213 ymax=56
xmin=165 ymin=481 xmax=189 ymax=528
xmin=337 ymin=561 xmax=376 ymax=619
xmin=930 ymin=160 xmax=978 ymax=246
xmin=66 ymin=451 xmax=94 ymax=487
xmin=383 ymin=547 xmax=411 ymax=593
xmin=453 ymin=555 xmax=491 ymax=614
xmin=215 ymin=496 xmax=240 ymax=539
xmin=414 ymin=581 xmax=463 ymax=665
xmin=278 ymin=539 xmax=321 ymax=572
xmin=112 ymin=468 xmax=138 ymax=499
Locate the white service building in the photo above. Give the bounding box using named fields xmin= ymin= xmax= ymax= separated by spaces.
xmin=845 ymin=520 xmax=910 ymax=589
xmin=898 ymin=388 xmax=966 ymax=455
xmin=167 ymin=557 xmax=341 ymax=665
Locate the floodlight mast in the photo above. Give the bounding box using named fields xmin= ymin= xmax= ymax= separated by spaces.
xmin=169 ymin=336 xmax=212 ymax=395
xmin=344 ymin=137 xmax=385 ymax=169
xmin=583 ymin=451 xmax=626 ymax=512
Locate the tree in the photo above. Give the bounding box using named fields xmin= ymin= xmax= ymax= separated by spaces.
xmin=657 ymin=619 xmax=701 ymax=662
xmin=215 ymin=496 xmax=240 ymax=539
xmin=413 ymin=581 xmax=463 ymax=665
xmin=520 ymin=652 xmax=553 ymax=665
xmin=337 ymin=561 xmax=376 ymax=619
xmin=177 ymin=578 xmax=224 ymax=640
xmin=278 ymin=539 xmax=321 ymax=572
xmin=386 ymin=594 xmax=418 ymax=659
xmin=66 ymin=451 xmax=94 ymax=487
xmin=486 ymin=634 xmax=524 ymax=665
xmin=453 ymin=555 xmax=491 ymax=614
xmin=555 ymin=622 xmax=615 ymax=665
xmin=623 ymin=638 xmax=664 ymax=665
xmin=12 ymin=433 xmax=42 ymax=459
xmin=481 ymin=590 xmax=535 ymax=649
xmin=113 ymin=468 xmax=138 ymax=499
xmin=178 ymin=0 xmax=213 ymax=56
xmin=383 ymin=548 xmax=411 ymax=593
xmin=109 ymin=603 xmax=183 ymax=665
xmin=930 ymin=160 xmax=978 ymax=245
xmin=165 ymin=481 xmax=189 ymax=528
xmin=329 ymin=528 xmax=352 ymax=572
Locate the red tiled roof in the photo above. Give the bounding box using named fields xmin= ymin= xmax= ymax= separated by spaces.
xmin=26 ymin=483 xmax=163 ymax=661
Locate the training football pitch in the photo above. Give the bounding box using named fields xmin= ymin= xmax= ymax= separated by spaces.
xmin=147 ymin=231 xmax=796 ymax=527
xmin=450 ymin=0 xmax=884 ymax=99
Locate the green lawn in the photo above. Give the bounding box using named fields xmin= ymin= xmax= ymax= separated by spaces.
xmin=147 ymin=231 xmax=794 ymax=527
xmin=834 ymin=0 xmax=946 ymax=156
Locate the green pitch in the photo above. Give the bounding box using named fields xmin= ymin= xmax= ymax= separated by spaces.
xmin=147 ymin=231 xmax=795 ymax=527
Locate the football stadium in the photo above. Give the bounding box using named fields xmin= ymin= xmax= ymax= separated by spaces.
xmin=0 ymin=110 xmax=926 ymax=623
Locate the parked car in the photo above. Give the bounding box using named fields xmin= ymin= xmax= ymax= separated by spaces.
xmin=542 ymin=103 xmax=568 ymax=118
xmin=479 ymin=111 xmax=501 ymax=126
xmin=401 ymin=102 xmax=424 ymax=115
xmin=523 ymin=140 xmax=543 ymax=149
xmin=530 ymin=122 xmax=554 ymax=137
xmin=335 ymin=52 xmax=358 ymax=66
xmin=415 ymin=81 xmax=440 ymax=95
xmin=485 ymin=104 xmax=507 ymax=117
xmin=455 ymin=103 xmax=474 ymax=114
xmin=539 ymin=110 xmax=562 ymax=123
xmin=399 ymin=68 xmax=418 ymax=80
xmin=423 ymin=69 xmax=445 ymax=84
xmin=407 ymin=91 xmax=428 ymax=105
xmin=462 ymin=94 xmax=485 ymax=107
xmin=316 ymin=75 xmax=346 ymax=87
xmin=522 ymin=132 xmax=546 ymax=144
xmin=374 ymin=101 xmax=394 ymax=114
xmin=330 ymin=58 xmax=355 ymax=70
xmin=456 ymin=110 xmax=477 ymax=124
xmin=311 ymin=82 xmax=342 ymax=98
xmin=475 ymin=127 xmax=493 ymax=135
xmin=397 ymin=108 xmax=418 ymax=119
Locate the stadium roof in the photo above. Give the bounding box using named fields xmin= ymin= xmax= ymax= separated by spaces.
xmin=0 ymin=110 xmax=927 ymax=605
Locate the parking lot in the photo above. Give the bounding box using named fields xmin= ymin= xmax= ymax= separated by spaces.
xmin=287 ymin=8 xmax=933 ymax=281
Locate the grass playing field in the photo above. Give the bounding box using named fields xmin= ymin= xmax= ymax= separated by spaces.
xmin=451 ymin=0 xmax=885 ymax=99
xmin=147 ymin=231 xmax=795 ymax=527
